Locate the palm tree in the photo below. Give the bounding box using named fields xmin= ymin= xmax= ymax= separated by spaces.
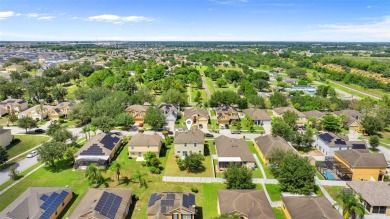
xmin=339 ymin=114 xmax=347 ymax=129
xmin=133 ymin=170 xmax=147 ymax=188
xmin=111 ymin=162 xmax=121 ymax=185
xmin=337 ymin=192 xmax=365 ymax=219
xmin=81 ymin=126 xmax=88 ymax=140
xmin=85 ymin=164 xmax=106 ymax=187
xmin=90 ymin=125 xmax=97 ymax=136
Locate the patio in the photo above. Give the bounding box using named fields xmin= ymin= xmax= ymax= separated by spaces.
xmin=316 ymin=157 xmax=352 ymax=181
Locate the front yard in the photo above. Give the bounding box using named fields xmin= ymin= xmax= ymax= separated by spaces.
xmin=6 ymin=134 xmax=51 ymax=158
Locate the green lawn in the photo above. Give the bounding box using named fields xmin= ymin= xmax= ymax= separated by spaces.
xmin=6 ymin=135 xmax=51 ymax=158
xmin=0 ymin=117 xmax=8 ymax=125
xmin=316 ymin=170 xmax=325 ymax=180
xmin=208 ymin=119 xmax=219 ymax=132
xmin=203 ymin=183 xmax=226 ymax=218
xmin=324 ymin=186 xmax=344 ymax=201
xmin=265 ymin=184 xmax=282 ymax=201
xmin=230 ymin=124 xmax=265 ymax=134
xmin=273 ymin=208 xmax=287 ymax=219
xmin=189 ymin=86 xmax=207 ymax=104
xmin=215 ymin=65 xmax=243 ymax=72
xmin=0 ymin=162 xmax=43 ymax=192
xmin=247 ymin=140 xmax=274 ymax=179
xmin=205 ymin=77 xmax=216 ymax=94
xmin=209 ymin=109 xmax=216 ymax=116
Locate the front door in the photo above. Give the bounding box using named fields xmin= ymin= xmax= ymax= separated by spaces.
xmin=138 ymin=152 xmax=142 ymax=157
xmin=182 ymin=151 xmax=187 ymax=157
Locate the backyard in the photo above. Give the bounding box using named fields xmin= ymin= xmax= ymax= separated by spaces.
xmin=247 ymin=140 xmax=274 ymax=179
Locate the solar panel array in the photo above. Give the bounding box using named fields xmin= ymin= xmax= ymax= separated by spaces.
xmin=94 ymin=191 xmax=123 ymax=219
xmin=352 ymin=144 xmax=366 ymax=149
xmin=101 ymin=135 xmax=120 ymax=150
xmin=80 ymin=144 xmax=104 ymax=155
xmin=335 ymin=139 xmax=346 ymax=145
xmin=319 ymin=133 xmax=333 ymax=143
xmin=182 ymin=193 xmax=195 ymax=208
xmin=167 ymin=193 xmax=175 ymax=200
xmin=148 ymin=193 xmax=157 ymax=207
xmin=40 ymin=194 xmax=48 ymax=201
xmin=39 ymin=191 xmax=69 ymax=219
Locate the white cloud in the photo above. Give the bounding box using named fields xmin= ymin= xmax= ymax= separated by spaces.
xmin=37 ymin=16 xmax=55 ymax=20
xmin=26 ymin=13 xmax=40 ymax=17
xmin=0 ymin=11 xmax=15 ymax=20
xmin=86 ymin=14 xmax=154 ymax=24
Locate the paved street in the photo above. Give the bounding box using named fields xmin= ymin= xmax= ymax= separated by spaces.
xmin=0 ymin=156 xmax=38 ymax=185
xmin=378 ymin=146 xmax=390 ymax=162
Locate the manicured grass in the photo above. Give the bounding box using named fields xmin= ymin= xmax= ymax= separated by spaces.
xmin=324 ymin=186 xmax=344 ymax=201
xmin=189 ymin=86 xmax=207 ymax=104
xmin=6 ymin=135 xmax=50 ymax=158
xmin=0 ymin=162 xmax=43 ymax=191
xmin=230 ymin=124 xmax=265 ymax=134
xmin=247 ymin=140 xmax=274 ymax=179
xmin=205 ymin=77 xmax=216 ymax=94
xmin=208 ymin=119 xmax=219 ymax=132
xmin=215 ymin=65 xmax=243 ymax=72
xmin=316 ymin=170 xmax=325 ymax=180
xmin=61 ymin=119 xmax=79 ymax=128
xmin=209 ymin=109 xmax=216 ymax=116
xmin=195 ymin=65 xmax=208 ymax=73
xmin=163 ymin=143 xmax=214 ymax=177
xmin=321 ymin=81 xmax=368 ymax=99
xmin=203 ymin=183 xmax=226 ymax=218
xmin=174 ymin=115 xmax=185 ymax=129
xmin=265 ymin=184 xmax=282 ymax=201
xmin=273 ymin=208 xmax=287 ymax=219
xmin=0 ymin=117 xmax=8 ymax=125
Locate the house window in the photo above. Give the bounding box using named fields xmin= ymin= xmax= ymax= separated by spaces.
xmin=184 ymin=143 xmax=187 ymax=147
xmin=194 ymin=143 xmax=197 ymax=147
xmin=181 ymin=214 xmax=192 ymax=219
xmin=177 ymin=151 xmax=181 ymax=153
xmin=172 ymin=214 xmax=179 ymax=219
xmin=62 ymin=202 xmax=64 ymax=206
xmin=131 ymin=147 xmax=134 ymax=149
xmin=148 ymin=146 xmax=150 ymax=148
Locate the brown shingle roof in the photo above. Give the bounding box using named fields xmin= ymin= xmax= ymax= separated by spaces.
xmin=147 ymin=192 xmax=196 ymax=216
xmin=125 ymin=104 xmax=149 ymax=112
xmin=273 ymin=107 xmax=305 ymax=117
xmin=128 ymin=133 xmax=163 ymax=147
xmin=335 ymin=149 xmax=387 ymax=168
xmin=302 ymin=110 xmax=323 ymax=119
xmin=215 ymin=135 xmax=255 ymax=162
xmin=282 ymin=196 xmax=342 ymax=219
xmin=184 ymin=108 xmax=209 ymax=120
xmin=174 ymin=129 xmax=205 ymax=144
xmin=347 ymin=181 xmax=390 ymax=206
xmin=69 ymin=188 xmax=132 ymax=219
xmin=254 ymin=135 xmax=293 ymax=158
xmin=243 ymin=108 xmax=271 ymax=121
xmin=218 ymin=190 xmax=276 ymax=219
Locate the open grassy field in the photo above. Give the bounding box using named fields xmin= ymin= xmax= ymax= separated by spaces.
xmin=215 ymin=65 xmax=243 ymax=72
xmin=205 ymin=77 xmax=216 ymax=94
xmin=324 ymin=186 xmax=344 ymax=201
xmin=6 ymin=135 xmax=51 ymax=158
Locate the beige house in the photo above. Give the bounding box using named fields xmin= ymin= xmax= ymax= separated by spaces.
xmin=0 ymin=126 xmax=12 ymax=147
xmin=174 ymin=129 xmax=205 ymax=158
xmin=347 ymin=181 xmax=390 ymax=216
xmin=147 ymin=192 xmax=196 ymax=219
xmin=215 ymin=135 xmax=255 ymax=170
xmin=218 ymin=190 xmax=276 ymax=219
xmin=333 ymin=110 xmax=363 ymax=131
xmin=125 ymin=105 xmax=149 ymax=124
xmin=184 ymin=108 xmax=209 ymax=127
xmin=254 ymin=135 xmax=294 ymax=165
xmin=0 ymin=187 xmax=73 ymax=219
xmin=128 ymin=133 xmax=163 ymax=159
xmin=5 ymin=64 xmax=25 ymax=72
xmin=242 ymin=108 xmax=272 ymax=125
xmin=272 ymin=107 xmax=307 ymax=126
xmin=216 ymin=106 xmax=239 ymax=125
xmin=70 ymin=188 xmax=132 ymax=219
xmin=47 ymin=102 xmax=74 ymax=120
xmin=73 ymin=133 xmax=122 ymax=169
xmin=18 ymin=105 xmax=52 ymax=120
xmin=282 ymin=196 xmax=342 ymax=219
xmin=0 ymin=98 xmax=28 ymax=117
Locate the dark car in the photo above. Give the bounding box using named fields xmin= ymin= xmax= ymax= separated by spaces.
xmin=225 ymin=124 xmax=229 ymax=129
xmin=34 ymin=129 xmax=45 ymax=133
xmin=168 ymin=131 xmax=174 ymax=135
xmin=231 ymin=130 xmax=241 ymax=134
xmin=205 ymin=133 xmax=214 ymax=138
xmin=199 ymin=124 xmax=203 ymax=129
xmin=138 ymin=123 xmax=143 ymax=127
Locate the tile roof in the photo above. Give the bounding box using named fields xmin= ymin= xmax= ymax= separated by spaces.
xmin=282 ymin=196 xmax=342 ymax=219
xmin=147 ymin=192 xmax=196 ymax=216
xmin=128 ymin=133 xmax=163 ymax=147
xmin=335 ymin=149 xmax=387 ymax=168
xmin=174 ymin=129 xmax=205 ymax=144
xmin=347 ymin=181 xmax=390 ymax=206
xmin=243 ymin=108 xmax=271 ymax=121
xmin=215 ymin=135 xmax=255 ymax=162
xmin=218 ymin=190 xmax=276 ymax=219
xmin=254 ymin=135 xmax=294 ymax=158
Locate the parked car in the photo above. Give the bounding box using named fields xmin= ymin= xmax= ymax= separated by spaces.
xmin=205 ymin=133 xmax=214 ymax=138
xmin=168 ymin=131 xmax=174 ymax=135
xmin=231 ymin=130 xmax=241 ymax=134
xmin=199 ymin=124 xmax=203 ymax=129
xmin=27 ymin=151 xmax=38 ymax=158
xmin=220 ymin=125 xmax=225 ymax=129
xmin=139 ymin=123 xmax=143 ymax=127
xmin=34 ymin=129 xmax=45 ymax=133
xmin=225 ymin=124 xmax=229 ymax=129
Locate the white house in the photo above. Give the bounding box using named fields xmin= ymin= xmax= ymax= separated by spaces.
xmin=0 ymin=126 xmax=12 ymax=147
xmin=158 ymin=103 xmax=179 ymax=122
xmin=316 ymin=132 xmax=367 ymax=157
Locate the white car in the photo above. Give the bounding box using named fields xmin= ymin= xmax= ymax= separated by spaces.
xmin=27 ymin=151 xmax=38 ymax=158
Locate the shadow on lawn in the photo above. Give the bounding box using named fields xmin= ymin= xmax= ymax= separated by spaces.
xmin=44 ymin=160 xmax=72 ymax=173
xmin=126 ymin=195 xmax=139 ymax=219
xmin=57 ymin=193 xmax=79 ymax=219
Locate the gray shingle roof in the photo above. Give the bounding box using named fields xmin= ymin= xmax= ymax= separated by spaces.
xmin=215 ymin=135 xmax=255 ymax=162
xmin=147 ymin=192 xmax=196 ymax=216
xmin=183 ymin=108 xmax=209 ymax=120
xmin=335 ymin=149 xmax=387 ymax=168
xmin=273 ymin=107 xmax=305 ymax=117
xmin=302 ymin=110 xmax=323 ymax=119
xmin=243 ymin=108 xmax=271 ymax=121
xmin=347 ymin=181 xmax=390 ymax=206
xmin=282 ymin=196 xmax=342 ymax=219
xmin=128 ymin=133 xmax=163 ymax=147
xmin=174 ymin=129 xmax=205 ymax=144
xmin=254 ymin=135 xmax=293 ymax=158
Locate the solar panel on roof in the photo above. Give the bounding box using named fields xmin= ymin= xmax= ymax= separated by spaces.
xmin=39 ymin=190 xmax=69 ymax=219
xmin=182 ymin=194 xmax=188 ymax=207
xmin=101 ymin=135 xmax=120 ymax=150
xmin=40 ymin=194 xmax=49 ymax=201
xmin=161 ymin=199 xmax=174 ymax=207
xmin=80 ymin=144 xmax=105 ymax=155
xmin=167 ymin=193 xmax=175 ymax=199
xmin=149 ymin=193 xmax=157 ymax=207
xmin=188 ymin=194 xmax=195 ymax=206
xmin=335 ymin=139 xmax=346 ymax=145
xmin=319 ymin=133 xmax=333 ymax=142
xmin=94 ymin=192 xmax=123 ymax=219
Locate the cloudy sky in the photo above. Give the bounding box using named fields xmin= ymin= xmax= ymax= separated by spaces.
xmin=0 ymin=0 xmax=389 ymax=41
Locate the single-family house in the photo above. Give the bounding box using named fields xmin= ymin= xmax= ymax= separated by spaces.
xmin=333 ymin=110 xmax=363 ymax=131
xmin=242 ymin=108 xmax=272 ymax=125
xmin=333 ymin=149 xmax=387 ymax=181
xmin=125 ymin=105 xmax=149 ymax=124
xmin=0 ymin=187 xmax=73 ymax=219
xmin=158 ymin=103 xmax=179 ymax=122
xmin=217 ymin=190 xmax=276 ymax=219
xmin=215 ymin=135 xmax=255 ymax=170
xmin=254 ymin=135 xmax=294 ymax=165
xmin=272 ymin=107 xmax=307 ymax=126
xmin=282 ymin=196 xmax=342 ymax=219
xmin=285 ymin=85 xmax=317 ymax=95
xmin=316 ymin=132 xmax=368 ymax=156
xmin=147 ymin=192 xmax=196 ymax=219
xmin=174 ymin=129 xmax=205 ymax=158
xmin=301 ymin=110 xmax=323 ymax=120
xmin=0 ymin=98 xmax=28 ymax=117
xmin=69 ymin=188 xmax=132 ymax=219
xmin=73 ymin=133 xmax=122 ymax=169
xmin=18 ymin=105 xmax=52 ymax=120
xmin=183 ymin=108 xmax=209 ymax=127
xmin=0 ymin=126 xmax=12 ymax=147
xmin=47 ymin=102 xmax=75 ymax=121
xmin=347 ymin=181 xmax=390 ymax=216
xmin=5 ymin=64 xmax=25 ymax=73
xmin=216 ymin=106 xmax=239 ymax=125
xmin=128 ymin=133 xmax=163 ymax=159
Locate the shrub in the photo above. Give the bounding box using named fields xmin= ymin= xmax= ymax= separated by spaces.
xmin=8 ymin=166 xmax=19 ymax=180
xmin=58 ymin=119 xmax=64 ymax=124
xmin=176 ymin=158 xmax=186 ymax=171
xmin=149 ymin=166 xmax=162 ymax=174
xmin=191 ymin=187 xmax=199 ymax=193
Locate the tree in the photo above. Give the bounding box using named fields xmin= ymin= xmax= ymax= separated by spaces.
xmin=194 ymin=91 xmax=202 ymax=106
xmin=361 ymin=116 xmax=385 ymax=135
xmin=91 ymin=116 xmax=116 ymax=133
xmin=8 ymin=166 xmax=19 ymax=180
xmin=37 ymin=141 xmax=67 ymax=167
xmin=133 ymin=170 xmax=148 ymax=188
xmin=184 ymin=153 xmax=205 ymax=173
xmin=110 ymin=162 xmax=121 ymax=185
xmin=271 ymin=118 xmax=294 ymax=141
xmin=337 ymin=192 xmax=365 ymax=219
xmin=115 ymin=113 xmax=135 ymax=129
xmin=8 ymin=110 xmax=18 ymax=125
xmin=272 ymin=153 xmax=316 ymax=195
xmin=85 ymin=164 xmax=107 ymax=187
xmin=369 ymin=135 xmax=380 ymax=151
xmin=17 ymin=117 xmax=38 ymax=133
xmin=47 ymin=124 xmax=75 ymax=143
xmin=81 ymin=125 xmax=90 ymax=140
xmin=223 ymin=164 xmax=255 ymax=189
xmin=248 ymin=95 xmax=266 ymax=109
xmin=320 ymin=114 xmax=341 ymax=132
xmin=269 ymin=92 xmax=288 ymax=107
xmin=253 ymin=79 xmax=269 ymax=91
xmin=51 ymin=86 xmax=67 ymax=102
xmin=160 ymin=88 xmax=188 ymax=107
xmin=236 ymin=121 xmax=242 ymax=130
xmin=282 ymin=110 xmax=298 ymax=128
xmin=216 ymin=78 xmax=227 ymax=88
xmin=144 ymin=107 xmax=166 ymax=129
xmin=0 ymin=147 xmax=9 ymax=165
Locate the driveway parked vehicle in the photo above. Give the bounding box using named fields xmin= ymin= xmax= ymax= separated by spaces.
xmin=205 ymin=133 xmax=214 ymax=138
xmin=34 ymin=129 xmax=45 ymax=133
xmin=231 ymin=130 xmax=241 ymax=134
xmin=27 ymin=151 xmax=38 ymax=158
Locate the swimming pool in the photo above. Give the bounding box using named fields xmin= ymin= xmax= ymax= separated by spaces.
xmin=324 ymin=171 xmax=336 ymax=180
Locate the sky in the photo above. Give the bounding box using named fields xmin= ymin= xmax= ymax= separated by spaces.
xmin=0 ymin=0 xmax=389 ymax=42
